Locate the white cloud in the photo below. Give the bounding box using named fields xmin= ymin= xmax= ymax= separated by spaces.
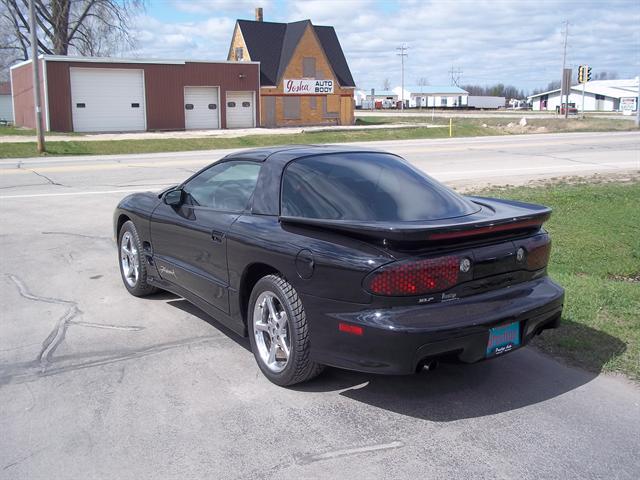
xmin=131 ymin=15 xmax=235 ymax=59
xmin=126 ymin=0 xmax=640 ymax=92
xmin=171 ymin=0 xmax=273 ymax=14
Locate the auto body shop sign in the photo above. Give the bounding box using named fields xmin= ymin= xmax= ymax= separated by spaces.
xmin=284 ymin=79 xmax=334 ymax=94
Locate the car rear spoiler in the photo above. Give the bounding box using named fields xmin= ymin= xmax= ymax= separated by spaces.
xmin=279 ymin=197 xmax=552 ymax=243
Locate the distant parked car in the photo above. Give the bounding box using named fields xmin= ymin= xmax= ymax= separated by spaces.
xmin=556 ymin=103 xmax=578 ymax=115
xmin=114 ymin=146 xmax=564 ymax=386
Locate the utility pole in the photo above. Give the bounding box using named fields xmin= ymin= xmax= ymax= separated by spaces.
xmin=28 ymin=0 xmax=45 ymax=153
xmin=561 ymin=20 xmax=569 ymax=119
xmin=396 ymin=44 xmax=408 ymax=111
xmin=636 ymin=75 xmax=639 ymax=128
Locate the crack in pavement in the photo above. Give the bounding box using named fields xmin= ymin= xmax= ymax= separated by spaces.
xmin=69 ymin=320 xmax=145 ymax=332
xmin=41 ymin=231 xmax=113 ymax=242
xmin=0 ymin=335 xmax=225 ymax=386
xmin=295 ymin=441 xmax=405 ymax=465
xmin=2 ymin=274 xmax=152 ymax=385
xmin=27 ymin=169 xmax=67 ymax=187
xmin=0 ymin=183 xmax=50 ymax=190
xmin=7 ymin=274 xmax=81 ymax=372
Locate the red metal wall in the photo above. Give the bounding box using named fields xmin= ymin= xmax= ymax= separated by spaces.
xmin=41 ymin=60 xmax=260 ymax=132
xmin=10 ymin=59 xmax=45 ymax=130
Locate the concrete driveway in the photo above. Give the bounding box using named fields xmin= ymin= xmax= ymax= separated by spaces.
xmin=1 ymin=132 xmax=639 ymax=479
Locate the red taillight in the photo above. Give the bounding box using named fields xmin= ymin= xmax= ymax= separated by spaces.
xmin=366 ymin=256 xmax=459 ymax=296
xmin=338 ymin=323 xmax=363 ymax=335
xmin=526 ymin=240 xmax=551 ymax=270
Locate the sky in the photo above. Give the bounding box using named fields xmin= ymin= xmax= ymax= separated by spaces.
xmin=130 ymin=0 xmax=640 ymax=93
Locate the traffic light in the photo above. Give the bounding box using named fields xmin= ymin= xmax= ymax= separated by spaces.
xmin=578 ymin=65 xmax=592 ymax=83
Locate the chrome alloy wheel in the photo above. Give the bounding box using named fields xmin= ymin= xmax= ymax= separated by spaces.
xmin=253 ymin=291 xmax=290 ymax=373
xmin=120 ymin=231 xmax=140 ymax=288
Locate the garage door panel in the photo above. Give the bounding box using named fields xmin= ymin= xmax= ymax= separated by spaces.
xmin=226 ymin=91 xmax=255 ymax=129
xmin=184 ymin=87 xmax=219 ymax=130
xmin=70 ymin=68 xmax=146 ymax=132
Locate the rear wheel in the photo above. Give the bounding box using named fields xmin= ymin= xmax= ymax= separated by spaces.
xmin=248 ymin=275 xmax=324 ymax=386
xmin=118 ymin=220 xmax=157 ymax=297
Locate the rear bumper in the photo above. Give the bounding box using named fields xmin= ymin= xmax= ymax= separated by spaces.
xmin=303 ymin=277 xmax=564 ymax=375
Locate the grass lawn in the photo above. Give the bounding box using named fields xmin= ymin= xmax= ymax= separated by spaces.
xmin=0 ymin=125 xmax=79 ymax=136
xmin=1 ymin=116 xmax=636 ymax=159
xmin=478 ymin=181 xmax=640 ymax=380
xmin=356 ymin=115 xmax=638 ymax=134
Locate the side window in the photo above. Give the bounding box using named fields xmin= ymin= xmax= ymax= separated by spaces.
xmin=183 ymin=161 xmax=261 ymax=211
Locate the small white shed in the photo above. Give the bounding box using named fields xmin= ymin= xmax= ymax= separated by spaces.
xmin=0 ymin=82 xmax=13 ymax=123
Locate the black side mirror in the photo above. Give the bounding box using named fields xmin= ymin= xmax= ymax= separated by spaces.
xmin=164 ymin=189 xmax=184 ymax=206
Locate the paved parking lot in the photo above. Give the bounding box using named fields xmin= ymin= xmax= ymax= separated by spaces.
xmin=1 ymin=132 xmax=639 ymax=479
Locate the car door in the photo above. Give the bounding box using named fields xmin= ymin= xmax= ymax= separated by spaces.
xmin=150 ymin=161 xmax=262 ymax=314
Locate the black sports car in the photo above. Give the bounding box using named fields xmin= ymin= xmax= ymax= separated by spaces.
xmin=114 ymin=145 xmax=564 ymax=386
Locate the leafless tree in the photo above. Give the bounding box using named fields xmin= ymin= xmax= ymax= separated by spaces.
xmin=1 ymin=0 xmax=144 ymax=63
xmin=594 ymin=71 xmax=618 ymax=80
xmin=416 ymin=77 xmax=429 ymax=86
xmin=382 ymin=77 xmax=391 ymax=90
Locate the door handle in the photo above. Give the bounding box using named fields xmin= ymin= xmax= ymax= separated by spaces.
xmin=211 ymin=230 xmax=224 ymax=243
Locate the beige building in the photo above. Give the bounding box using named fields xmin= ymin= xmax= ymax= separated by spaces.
xmin=228 ymin=10 xmax=355 ymax=127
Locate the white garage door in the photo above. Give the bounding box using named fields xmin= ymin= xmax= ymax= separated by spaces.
xmin=226 ymin=91 xmax=255 ymax=128
xmin=184 ymin=87 xmax=219 ymax=130
xmin=70 ymin=68 xmax=146 ymax=132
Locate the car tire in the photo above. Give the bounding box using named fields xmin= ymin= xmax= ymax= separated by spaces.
xmin=118 ymin=220 xmax=157 ymax=297
xmin=248 ymin=274 xmax=324 ymax=386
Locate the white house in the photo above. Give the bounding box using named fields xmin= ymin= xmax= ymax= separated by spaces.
xmin=528 ymin=78 xmax=638 ymax=112
xmin=0 ymin=82 xmax=13 ymax=123
xmin=392 ymin=85 xmax=469 ymax=108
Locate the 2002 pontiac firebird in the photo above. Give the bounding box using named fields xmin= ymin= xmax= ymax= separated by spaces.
xmin=114 ymin=146 xmax=564 ymax=386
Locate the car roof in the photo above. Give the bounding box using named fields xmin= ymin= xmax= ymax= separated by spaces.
xmin=222 ymin=144 xmax=384 ymax=162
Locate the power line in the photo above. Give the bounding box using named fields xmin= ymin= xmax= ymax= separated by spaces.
xmin=449 ymin=66 xmax=463 ymax=87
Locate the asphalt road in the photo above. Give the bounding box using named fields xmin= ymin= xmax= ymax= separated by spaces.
xmin=1 ymin=132 xmax=639 ymax=479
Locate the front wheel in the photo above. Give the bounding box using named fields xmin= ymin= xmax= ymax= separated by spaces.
xmin=118 ymin=220 xmax=157 ymax=297
xmin=248 ymin=275 xmax=324 ymax=386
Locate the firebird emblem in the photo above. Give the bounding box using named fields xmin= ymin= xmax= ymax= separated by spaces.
xmin=159 ymin=265 xmax=176 ymax=277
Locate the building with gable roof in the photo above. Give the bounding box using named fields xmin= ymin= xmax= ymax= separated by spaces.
xmin=228 ymin=9 xmax=355 ymax=127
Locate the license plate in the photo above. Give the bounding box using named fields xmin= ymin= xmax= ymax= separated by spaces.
xmin=486 ymin=321 xmax=521 ymax=357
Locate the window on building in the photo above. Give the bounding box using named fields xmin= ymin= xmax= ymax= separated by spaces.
xmin=309 ymin=97 xmax=317 ymax=110
xmin=303 ymin=57 xmax=316 ymax=78
xmin=323 ymin=96 xmax=339 ymax=118
xmin=235 ymin=47 xmax=244 ymax=61
xmin=441 ymin=97 xmax=447 ymax=106
xmin=595 ymin=94 xmax=605 ymax=100
xmin=283 ymin=97 xmax=301 ymax=119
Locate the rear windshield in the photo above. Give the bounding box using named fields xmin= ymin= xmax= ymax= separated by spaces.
xmin=281 ymin=152 xmax=480 ymax=222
